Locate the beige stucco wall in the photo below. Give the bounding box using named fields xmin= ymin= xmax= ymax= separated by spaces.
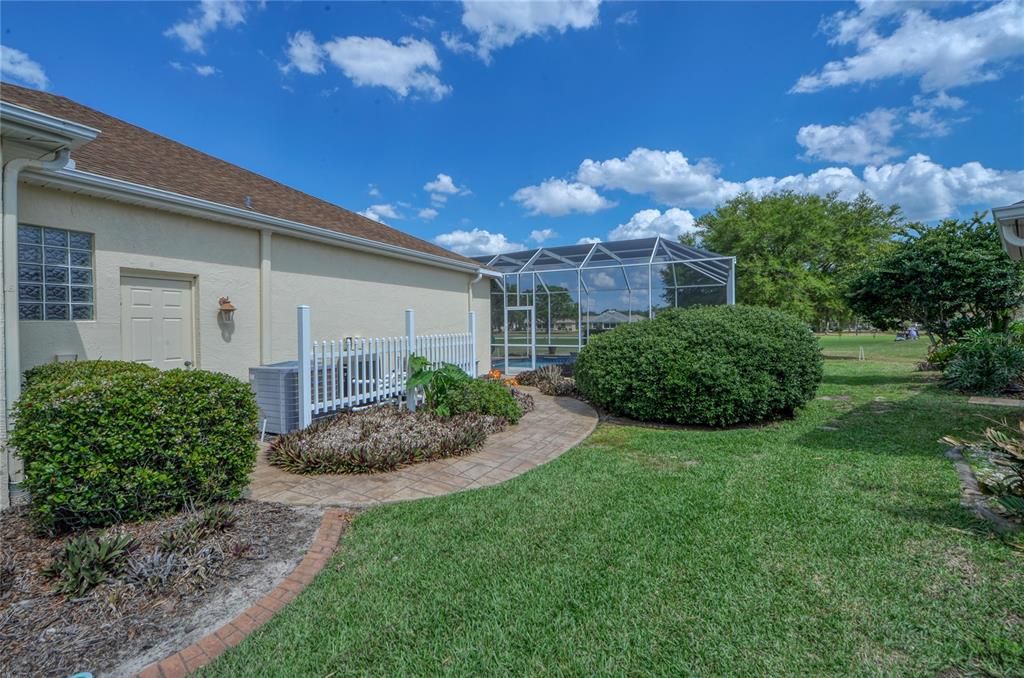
xmin=270 ymin=233 xmax=491 ymax=374
xmin=14 ymin=184 xmax=491 ymax=382
xmin=16 ymin=185 xmax=262 ymax=380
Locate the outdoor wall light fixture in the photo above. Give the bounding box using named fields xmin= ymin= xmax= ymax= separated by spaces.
xmin=218 ymin=296 xmax=237 ymax=321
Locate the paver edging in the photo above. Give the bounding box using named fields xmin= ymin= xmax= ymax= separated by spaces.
xmin=135 ymin=508 xmax=349 ymax=678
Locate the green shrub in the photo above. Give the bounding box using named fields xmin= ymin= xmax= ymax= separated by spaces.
xmin=926 ymin=342 xmax=961 ymax=371
xmin=11 ymin=367 xmax=258 ymax=534
xmin=23 ymin=359 xmax=156 ymax=390
xmin=574 ymin=305 xmax=823 ymax=426
xmin=944 ymin=331 xmax=1024 ymax=395
xmin=268 ymin=407 xmax=495 ymax=474
xmin=444 ymin=379 xmax=523 ymax=423
xmin=406 ymin=355 xmax=472 ymax=416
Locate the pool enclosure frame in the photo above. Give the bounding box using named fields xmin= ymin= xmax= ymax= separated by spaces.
xmin=474 ymin=236 xmax=735 ymax=372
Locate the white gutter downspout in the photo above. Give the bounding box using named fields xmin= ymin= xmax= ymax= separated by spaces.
xmin=1 ymin=149 xmax=73 ymax=506
xmin=259 ymin=229 xmax=273 ymax=364
xmin=467 ymin=271 xmax=483 ymax=312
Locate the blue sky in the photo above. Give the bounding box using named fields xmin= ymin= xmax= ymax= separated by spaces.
xmin=1 ymin=0 xmax=1022 ymax=255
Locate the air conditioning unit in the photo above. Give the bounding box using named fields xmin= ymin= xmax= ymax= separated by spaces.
xmin=249 ymin=361 xmax=300 ymax=435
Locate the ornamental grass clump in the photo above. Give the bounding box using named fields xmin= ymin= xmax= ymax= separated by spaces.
xmin=515 ymin=365 xmax=577 ymax=397
xmin=268 ymin=407 xmax=499 ymax=474
xmin=11 ymin=362 xmax=258 ymax=534
xmin=575 ymin=305 xmax=823 ymax=427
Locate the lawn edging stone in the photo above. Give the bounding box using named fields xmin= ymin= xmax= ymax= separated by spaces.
xmin=135 ymin=508 xmax=350 ymax=678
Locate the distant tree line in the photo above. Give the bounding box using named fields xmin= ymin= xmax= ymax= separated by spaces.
xmin=683 ymin=191 xmax=1024 ymax=339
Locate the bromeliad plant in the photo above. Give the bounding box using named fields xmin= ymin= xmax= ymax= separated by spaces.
xmin=44 ymin=533 xmax=136 ymax=596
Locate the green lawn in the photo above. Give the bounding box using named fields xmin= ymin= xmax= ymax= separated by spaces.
xmin=206 ymin=336 xmax=1023 ymax=676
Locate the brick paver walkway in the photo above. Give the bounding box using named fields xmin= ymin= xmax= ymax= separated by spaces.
xmin=248 ymin=389 xmax=598 ymax=507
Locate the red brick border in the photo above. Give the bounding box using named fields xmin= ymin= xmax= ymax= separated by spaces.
xmin=136 ymin=508 xmax=350 ymax=678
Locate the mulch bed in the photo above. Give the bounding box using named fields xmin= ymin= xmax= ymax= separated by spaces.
xmin=0 ymin=500 xmax=322 ymax=677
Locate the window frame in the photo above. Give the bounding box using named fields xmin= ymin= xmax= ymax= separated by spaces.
xmin=17 ymin=224 xmax=96 ymax=322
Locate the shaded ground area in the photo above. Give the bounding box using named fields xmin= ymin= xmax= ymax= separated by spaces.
xmin=0 ymin=501 xmax=319 ymax=678
xmin=191 ymin=336 xmax=1019 ymax=675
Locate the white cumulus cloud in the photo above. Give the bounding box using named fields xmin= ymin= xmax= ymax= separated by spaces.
xmin=512 ymin=178 xmax=615 ymax=216
xmin=323 ymin=36 xmax=450 ymax=100
xmin=577 ymin=148 xmax=739 ymax=209
xmin=608 ymin=208 xmax=698 ymax=241
xmin=796 ymin=108 xmax=902 ymax=165
xmin=570 ymin=146 xmax=1023 ymax=221
xmin=577 ymin=236 xmax=602 ymax=245
xmin=281 ymin=30 xmax=325 ymax=74
xmin=448 ymin=0 xmax=602 ymax=62
xmin=435 ymin=228 xmax=524 ymax=256
xmin=529 ymin=228 xmax=558 ymax=243
xmin=193 ymin=64 xmax=218 ymax=77
xmin=792 ymin=0 xmax=1024 ymax=93
xmin=283 ymin=33 xmax=451 ymax=100
xmin=424 ymin=173 xmax=468 ymax=195
xmin=359 ymin=203 xmax=403 ymax=222
xmin=0 ymin=46 xmax=48 ymax=89
xmin=418 ymin=207 xmax=439 ymax=220
xmin=165 ymin=0 xmax=247 ymax=54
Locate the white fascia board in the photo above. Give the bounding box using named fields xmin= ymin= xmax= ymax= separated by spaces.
xmin=993 ymin=202 xmax=1024 ymax=223
xmin=22 ymin=166 xmax=498 ymax=277
xmin=0 ymin=102 xmax=100 ymax=149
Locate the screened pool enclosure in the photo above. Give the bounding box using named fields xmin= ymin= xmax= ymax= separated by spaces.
xmin=473 ymin=236 xmax=736 ymax=372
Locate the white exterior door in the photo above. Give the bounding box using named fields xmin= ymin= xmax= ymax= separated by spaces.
xmin=120 ymin=275 xmax=194 ymax=369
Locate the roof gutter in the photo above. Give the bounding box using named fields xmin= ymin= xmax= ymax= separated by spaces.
xmin=994 ymin=202 xmax=1024 ymax=259
xmin=0 ymin=102 xmax=100 ymax=150
xmin=21 ymin=166 xmax=501 ymax=278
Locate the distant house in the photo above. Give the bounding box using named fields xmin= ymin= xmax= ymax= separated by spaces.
xmin=995 ymin=200 xmax=1024 ymax=259
xmin=0 ymin=83 xmax=496 ymax=507
xmin=585 ymin=310 xmax=639 ymax=330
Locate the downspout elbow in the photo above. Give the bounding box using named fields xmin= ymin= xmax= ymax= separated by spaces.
xmin=467 ymin=271 xmax=483 ymax=311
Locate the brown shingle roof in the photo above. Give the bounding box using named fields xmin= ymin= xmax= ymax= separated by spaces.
xmin=0 ymin=83 xmax=480 ymax=268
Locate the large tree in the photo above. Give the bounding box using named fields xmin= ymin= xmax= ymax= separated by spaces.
xmin=693 ymin=191 xmax=902 ymax=327
xmin=846 ymin=214 xmax=1024 ymax=344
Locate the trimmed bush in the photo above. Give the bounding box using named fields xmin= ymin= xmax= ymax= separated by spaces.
xmin=443 ymin=378 xmax=524 ymax=423
xmin=11 ymin=366 xmax=258 ymax=534
xmin=575 ymin=305 xmax=823 ymax=426
xmin=23 ymin=359 xmax=157 ymax=391
xmin=268 ymin=407 xmax=497 ymax=474
xmin=944 ymin=331 xmax=1024 ymax=395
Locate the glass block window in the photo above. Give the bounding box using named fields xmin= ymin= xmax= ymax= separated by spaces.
xmin=18 ymin=225 xmax=94 ymax=321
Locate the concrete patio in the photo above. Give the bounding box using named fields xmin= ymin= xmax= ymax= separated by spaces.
xmin=247 ymin=388 xmax=598 ymax=508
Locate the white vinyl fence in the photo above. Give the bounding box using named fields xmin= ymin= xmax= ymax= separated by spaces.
xmin=297 ymin=306 xmax=477 ymax=428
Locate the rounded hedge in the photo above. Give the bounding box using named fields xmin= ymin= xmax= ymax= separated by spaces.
xmin=11 ymin=364 xmax=258 ymax=533
xmin=22 ymin=359 xmax=157 ymax=390
xmin=574 ymin=305 xmax=823 ymax=426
